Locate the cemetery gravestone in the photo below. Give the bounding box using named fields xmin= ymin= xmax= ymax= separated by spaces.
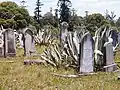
xmin=0 ymin=32 xmax=4 ymax=57
xmin=23 ymin=29 xmax=36 ymax=56
xmin=60 ymin=22 xmax=68 ymax=45
xmin=4 ymin=28 xmax=16 ymax=57
xmin=118 ymin=32 xmax=120 ymax=47
xmin=104 ymin=37 xmax=117 ymax=72
xmin=79 ymin=32 xmax=94 ymax=73
xmin=18 ymin=33 xmax=24 ymax=48
xmin=110 ymin=30 xmax=118 ymax=47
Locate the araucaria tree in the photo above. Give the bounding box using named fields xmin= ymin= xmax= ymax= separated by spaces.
xmin=34 ymin=0 xmax=43 ymax=23
xmin=57 ymin=0 xmax=72 ymax=23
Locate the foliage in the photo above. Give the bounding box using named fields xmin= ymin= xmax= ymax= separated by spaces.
xmin=57 ymin=0 xmax=72 ymax=23
xmin=106 ymin=11 xmax=116 ymax=26
xmin=70 ymin=15 xmax=83 ymax=27
xmin=34 ymin=0 xmax=43 ymax=23
xmin=42 ymin=12 xmax=59 ymax=28
xmin=0 ymin=1 xmax=31 ymax=29
xmin=84 ymin=13 xmax=110 ymax=34
xmin=116 ymin=17 xmax=120 ymax=28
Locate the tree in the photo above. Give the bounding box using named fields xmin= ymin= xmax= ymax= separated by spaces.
xmin=69 ymin=8 xmax=83 ymax=27
xmin=55 ymin=8 xmax=59 ymax=18
xmin=85 ymin=13 xmax=109 ymax=33
xmin=70 ymin=15 xmax=83 ymax=27
xmin=0 ymin=1 xmax=31 ymax=29
xmin=42 ymin=8 xmax=59 ymax=28
xmin=43 ymin=11 xmax=54 ymax=25
xmin=54 ymin=9 xmax=59 ymax=27
xmin=34 ymin=0 xmax=43 ymax=23
xmin=106 ymin=10 xmax=116 ymax=26
xmin=57 ymin=0 xmax=72 ymax=23
xmin=116 ymin=17 xmax=120 ymax=27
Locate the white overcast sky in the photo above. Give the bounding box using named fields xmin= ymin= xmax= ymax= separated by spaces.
xmin=0 ymin=0 xmax=120 ymax=19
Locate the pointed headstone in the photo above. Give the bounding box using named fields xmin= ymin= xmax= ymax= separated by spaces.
xmin=110 ymin=30 xmax=117 ymax=47
xmin=79 ymin=32 xmax=94 ymax=73
xmin=60 ymin=22 xmax=68 ymax=45
xmin=23 ymin=29 xmax=36 ymax=56
xmin=18 ymin=33 xmax=24 ymax=48
xmin=104 ymin=37 xmax=117 ymax=72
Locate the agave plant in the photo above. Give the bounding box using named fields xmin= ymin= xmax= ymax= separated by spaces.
xmin=39 ymin=29 xmax=86 ymax=68
xmin=34 ymin=25 xmax=59 ymax=45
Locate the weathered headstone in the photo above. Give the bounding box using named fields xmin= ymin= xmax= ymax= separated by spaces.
xmin=4 ymin=28 xmax=16 ymax=57
xmin=18 ymin=33 xmax=24 ymax=48
xmin=23 ymin=29 xmax=36 ymax=56
xmin=60 ymin=22 xmax=68 ymax=45
xmin=118 ymin=32 xmax=120 ymax=47
xmin=0 ymin=33 xmax=4 ymax=57
xmin=110 ymin=30 xmax=118 ymax=47
xmin=103 ymin=37 xmax=117 ymax=72
xmin=79 ymin=32 xmax=94 ymax=73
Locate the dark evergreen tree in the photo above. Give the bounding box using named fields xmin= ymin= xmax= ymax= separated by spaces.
xmin=34 ymin=0 xmax=43 ymax=23
xmin=57 ymin=0 xmax=72 ymax=23
xmin=55 ymin=9 xmax=59 ymax=18
xmin=116 ymin=17 xmax=120 ymax=28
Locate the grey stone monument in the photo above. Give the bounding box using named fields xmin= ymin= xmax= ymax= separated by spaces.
xmin=0 ymin=32 xmax=4 ymax=57
xmin=118 ymin=32 xmax=120 ymax=47
xmin=23 ymin=28 xmax=36 ymax=56
xmin=4 ymin=28 xmax=16 ymax=57
xmin=18 ymin=33 xmax=24 ymax=48
xmin=110 ymin=30 xmax=117 ymax=47
xmin=79 ymin=32 xmax=94 ymax=73
xmin=103 ymin=37 xmax=117 ymax=72
xmin=60 ymin=22 xmax=68 ymax=45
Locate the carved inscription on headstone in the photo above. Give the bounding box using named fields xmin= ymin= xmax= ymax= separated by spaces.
xmin=79 ymin=33 xmax=94 ymax=73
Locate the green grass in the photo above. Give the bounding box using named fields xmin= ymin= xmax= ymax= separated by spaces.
xmin=0 ymin=47 xmax=120 ymax=90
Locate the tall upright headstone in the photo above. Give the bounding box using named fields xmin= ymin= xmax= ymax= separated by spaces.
xmin=60 ymin=22 xmax=68 ymax=45
xmin=0 ymin=31 xmax=4 ymax=57
xmin=110 ymin=30 xmax=117 ymax=47
xmin=18 ymin=33 xmax=24 ymax=48
xmin=79 ymin=32 xmax=94 ymax=73
xmin=104 ymin=37 xmax=117 ymax=72
xmin=23 ymin=29 xmax=36 ymax=56
xmin=118 ymin=32 xmax=120 ymax=47
xmin=4 ymin=28 xmax=16 ymax=57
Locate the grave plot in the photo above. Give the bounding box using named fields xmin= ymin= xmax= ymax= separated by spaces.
xmin=39 ymin=23 xmax=118 ymax=73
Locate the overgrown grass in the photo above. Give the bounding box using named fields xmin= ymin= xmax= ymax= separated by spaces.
xmin=0 ymin=47 xmax=120 ymax=90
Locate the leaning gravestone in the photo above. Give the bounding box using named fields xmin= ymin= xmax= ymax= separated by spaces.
xmin=103 ymin=37 xmax=117 ymax=72
xmin=79 ymin=32 xmax=94 ymax=73
xmin=23 ymin=28 xmax=36 ymax=56
xmin=4 ymin=28 xmax=16 ymax=57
